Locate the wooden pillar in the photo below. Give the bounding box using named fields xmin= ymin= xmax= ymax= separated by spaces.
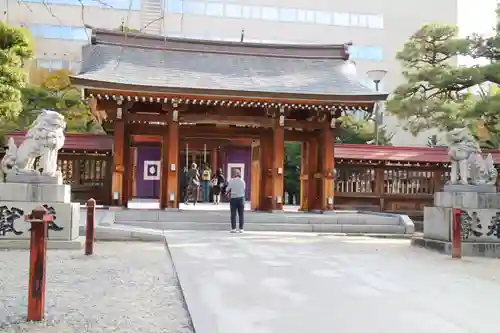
xmin=211 ymin=148 xmax=218 ymax=172
xmin=111 ymin=102 xmax=125 ymax=206
xmin=308 ymin=136 xmax=320 ymax=211
xmin=320 ymin=120 xmax=335 ymax=211
xmin=272 ymin=117 xmax=285 ymax=211
xmin=160 ymin=130 xmax=169 ymax=209
xmin=127 ymin=146 xmax=134 ymax=200
xmin=220 ymin=148 xmax=226 ymax=175
xmin=166 ymin=107 xmax=180 ymax=208
xmin=299 ymin=141 xmax=309 ymax=211
xmin=250 ymin=141 xmax=261 ymax=210
xmin=131 ymin=147 xmax=138 ymax=198
xmin=122 ymin=122 xmax=131 ymax=207
xmin=259 ymin=133 xmax=273 ymax=211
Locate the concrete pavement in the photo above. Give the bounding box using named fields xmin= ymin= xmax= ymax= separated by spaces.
xmin=166 ymin=231 xmax=500 ymax=333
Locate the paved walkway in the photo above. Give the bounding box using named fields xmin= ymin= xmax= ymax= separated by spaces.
xmin=166 ymin=231 xmax=500 ymax=333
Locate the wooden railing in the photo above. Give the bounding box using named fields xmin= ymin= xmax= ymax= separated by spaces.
xmin=57 ymin=154 xmax=112 ymax=204
xmin=334 ymin=163 xmax=459 ymax=218
xmin=0 ymin=152 xmax=113 ymax=205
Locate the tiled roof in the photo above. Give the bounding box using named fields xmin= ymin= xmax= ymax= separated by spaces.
xmin=5 ymin=132 xmax=113 ymax=151
xmin=71 ymin=29 xmax=386 ymax=99
xmin=75 ymin=44 xmax=379 ymax=96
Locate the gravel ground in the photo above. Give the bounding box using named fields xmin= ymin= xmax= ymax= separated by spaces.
xmin=0 ymin=242 xmax=194 ymax=333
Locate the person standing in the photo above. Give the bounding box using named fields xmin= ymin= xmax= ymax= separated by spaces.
xmin=226 ymin=169 xmax=245 ymax=233
xmin=202 ymin=164 xmax=212 ymax=202
xmin=210 ymin=168 xmax=226 ymax=205
xmin=184 ymin=163 xmax=200 ymax=205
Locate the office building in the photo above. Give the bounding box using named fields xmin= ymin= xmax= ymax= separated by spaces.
xmin=1 ymin=0 xmax=458 ymax=145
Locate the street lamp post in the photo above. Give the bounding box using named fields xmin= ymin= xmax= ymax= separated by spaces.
xmin=366 ymin=69 xmax=388 ymax=145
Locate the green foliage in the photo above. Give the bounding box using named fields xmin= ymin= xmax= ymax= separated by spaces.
xmin=19 ymin=69 xmax=102 ymax=133
xmin=284 ymin=142 xmax=301 ymax=202
xmin=387 ymin=10 xmax=500 ymax=142
xmin=386 ymin=23 xmax=477 ymax=135
xmin=336 ymin=113 xmax=394 ymax=145
xmin=0 ymin=22 xmax=34 ymax=119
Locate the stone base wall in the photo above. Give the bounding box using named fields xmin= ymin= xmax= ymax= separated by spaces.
xmin=0 ymin=183 xmax=80 ymax=242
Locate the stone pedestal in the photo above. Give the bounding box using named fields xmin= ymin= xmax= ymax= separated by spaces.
xmin=0 ymin=183 xmax=81 ymax=249
xmin=418 ymin=189 xmax=500 ymax=257
xmin=6 ymin=173 xmax=63 ymax=185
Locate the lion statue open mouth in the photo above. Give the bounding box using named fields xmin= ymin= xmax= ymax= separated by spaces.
xmin=445 ymin=128 xmax=497 ymax=186
xmin=1 ymin=110 xmax=66 ymax=181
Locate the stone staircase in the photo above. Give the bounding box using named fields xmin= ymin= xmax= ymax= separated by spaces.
xmin=114 ymin=210 xmax=415 ymax=234
xmin=141 ymin=0 xmax=163 ymax=35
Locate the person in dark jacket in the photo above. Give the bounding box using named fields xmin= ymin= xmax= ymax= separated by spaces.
xmin=210 ymin=168 xmax=226 ymax=205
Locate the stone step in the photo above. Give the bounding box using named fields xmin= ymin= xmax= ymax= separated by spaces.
xmin=116 ymin=221 xmax=408 ymax=234
xmin=114 ymin=210 xmax=402 ymax=225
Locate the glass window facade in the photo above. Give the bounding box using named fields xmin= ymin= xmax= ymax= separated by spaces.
xmin=28 ymin=24 xmax=90 ymax=41
xmin=36 ymin=58 xmax=78 ymax=72
xmin=349 ymin=45 xmax=383 ymax=61
xmin=165 ymin=1 xmax=384 ymax=29
xmin=23 ymin=0 xmax=140 ymax=10
xmin=167 ymin=34 xmax=383 ymax=60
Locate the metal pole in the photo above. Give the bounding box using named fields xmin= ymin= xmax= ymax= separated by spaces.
xmin=374 ymin=80 xmax=380 ymax=145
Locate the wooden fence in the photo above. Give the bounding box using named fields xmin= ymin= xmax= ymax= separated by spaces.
xmin=334 ymin=162 xmax=456 ymax=219
xmin=0 ymin=150 xmax=495 ymax=216
xmin=0 ymin=151 xmax=112 ymax=205
xmin=57 ymin=153 xmax=112 ymax=204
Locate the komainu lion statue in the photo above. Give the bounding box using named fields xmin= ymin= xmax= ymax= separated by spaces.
xmin=1 ymin=110 xmax=66 ymax=180
xmin=446 ymin=127 xmax=498 ymax=185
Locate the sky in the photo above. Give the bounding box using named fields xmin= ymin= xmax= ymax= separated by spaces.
xmin=458 ymin=0 xmax=498 ymax=66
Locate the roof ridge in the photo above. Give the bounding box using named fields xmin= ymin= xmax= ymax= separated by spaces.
xmin=90 ymin=28 xmax=350 ymax=60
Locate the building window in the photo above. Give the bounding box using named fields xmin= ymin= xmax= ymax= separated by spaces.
xmin=28 ymin=24 xmax=89 ymax=41
xmin=279 ymin=8 xmax=296 ymax=22
xmin=163 ymin=2 xmax=384 ymax=29
xmin=297 ymin=9 xmax=315 ymax=23
xmin=206 ymin=2 xmax=223 ymax=16
xmin=357 ymin=14 xmax=368 ymax=27
xmin=242 ymin=5 xmax=260 ymax=19
xmin=367 ymin=14 xmax=383 ymax=29
xmin=166 ymin=0 xmax=183 ymax=13
xmin=224 ymin=4 xmax=242 ymax=18
xmin=23 ymin=0 xmax=140 ymax=10
xmin=332 ymin=12 xmax=349 ymax=25
xmin=36 ymin=59 xmax=72 ymax=72
xmin=349 ymin=45 xmax=383 ymax=61
xmin=261 ymin=7 xmax=278 ymax=21
xmin=314 ymin=11 xmax=331 ymax=25
xmin=184 ymin=0 xmax=205 ymax=14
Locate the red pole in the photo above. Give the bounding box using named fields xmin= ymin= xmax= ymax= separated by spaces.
xmin=451 ymin=208 xmax=462 ymax=259
xmin=27 ymin=207 xmax=52 ymax=321
xmin=85 ymin=198 xmax=96 ymax=255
